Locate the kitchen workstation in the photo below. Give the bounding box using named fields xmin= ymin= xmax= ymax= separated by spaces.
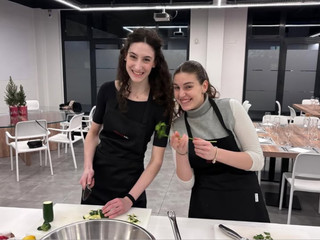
xmin=1 ymin=203 xmax=320 ymax=240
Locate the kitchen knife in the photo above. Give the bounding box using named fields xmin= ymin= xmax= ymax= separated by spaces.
xmin=82 ymin=184 xmax=92 ymax=201
xmin=219 ymin=224 xmax=249 ymax=240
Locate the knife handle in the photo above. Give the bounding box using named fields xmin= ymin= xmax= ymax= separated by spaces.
xmin=219 ymin=224 xmax=243 ymax=240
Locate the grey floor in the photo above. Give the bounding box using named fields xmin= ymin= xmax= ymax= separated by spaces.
xmin=1 ymin=141 xmax=319 ymax=227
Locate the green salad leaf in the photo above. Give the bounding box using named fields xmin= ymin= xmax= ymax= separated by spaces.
xmin=155 ymin=121 xmax=168 ymax=139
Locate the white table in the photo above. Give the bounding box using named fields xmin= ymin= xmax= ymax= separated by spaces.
xmin=1 ymin=204 xmax=320 ymax=239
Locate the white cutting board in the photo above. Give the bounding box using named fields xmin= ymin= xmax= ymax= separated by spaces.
xmin=28 ymin=203 xmax=152 ymax=239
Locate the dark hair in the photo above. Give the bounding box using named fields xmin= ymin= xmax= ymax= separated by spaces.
xmin=173 ymin=60 xmax=218 ymax=98
xmin=116 ymin=28 xmax=174 ymax=121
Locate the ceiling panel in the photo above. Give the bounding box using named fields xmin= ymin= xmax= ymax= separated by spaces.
xmin=8 ymin=0 xmax=320 ymax=9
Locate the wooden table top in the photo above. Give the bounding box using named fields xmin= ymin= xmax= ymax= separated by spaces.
xmin=292 ymin=104 xmax=320 ymax=118
xmin=255 ymin=122 xmax=320 ymax=159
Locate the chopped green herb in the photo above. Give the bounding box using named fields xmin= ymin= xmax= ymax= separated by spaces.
xmin=128 ymin=214 xmax=140 ymax=224
xmin=83 ymin=209 xmax=108 ymax=220
xmin=253 ymin=232 xmax=273 ymax=240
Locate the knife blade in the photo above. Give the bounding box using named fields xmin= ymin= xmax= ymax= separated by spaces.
xmin=82 ymin=184 xmax=92 ymax=201
xmin=219 ymin=224 xmax=249 ymax=240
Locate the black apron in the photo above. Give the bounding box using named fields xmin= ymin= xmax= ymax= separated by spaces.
xmin=81 ymin=94 xmax=152 ymax=207
xmin=186 ymin=98 xmax=270 ymax=222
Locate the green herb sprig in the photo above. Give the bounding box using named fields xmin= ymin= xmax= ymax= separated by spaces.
xmin=155 ymin=121 xmax=216 ymax=143
xmin=155 ymin=121 xmax=168 ymax=139
xmin=128 ymin=214 xmax=140 ymax=224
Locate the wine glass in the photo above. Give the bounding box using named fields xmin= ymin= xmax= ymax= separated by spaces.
xmin=263 ymin=112 xmax=271 ymax=126
xmin=284 ymin=124 xmax=292 ymax=147
xmin=272 ymin=116 xmax=281 ymax=140
xmin=303 ymin=117 xmax=311 ymax=148
xmin=309 ymin=118 xmax=319 ymax=146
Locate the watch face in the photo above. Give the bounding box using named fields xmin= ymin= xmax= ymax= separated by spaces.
xmin=82 ymin=184 xmax=92 ymax=201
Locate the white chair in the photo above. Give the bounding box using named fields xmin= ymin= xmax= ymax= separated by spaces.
xmin=5 ymin=120 xmax=53 ymax=182
xmin=292 ymin=116 xmax=319 ymax=126
xmin=48 ymin=113 xmax=84 ymax=169
xmin=300 ymin=99 xmax=312 ymax=115
xmin=262 ymin=115 xmax=288 ymax=125
xmin=242 ymin=100 xmax=249 ymax=106
xmin=288 ymin=106 xmax=296 ymax=123
xmin=242 ymin=101 xmax=252 ymax=113
xmin=26 ymin=100 xmax=40 ymax=110
xmin=81 ymin=106 xmax=96 ymax=133
xmin=279 ymin=153 xmax=320 ymax=224
xmin=302 ymin=99 xmax=312 ymax=105
xmin=276 ymin=100 xmax=281 ymax=115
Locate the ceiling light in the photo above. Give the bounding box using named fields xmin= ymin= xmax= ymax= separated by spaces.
xmin=123 ymin=25 xmax=188 ymax=33
xmin=154 ymin=9 xmax=171 ymax=22
xmin=54 ymin=0 xmax=320 ymax=11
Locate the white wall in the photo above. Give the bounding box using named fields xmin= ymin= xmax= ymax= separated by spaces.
xmin=0 ymin=0 xmax=63 ymax=112
xmin=0 ymin=1 xmax=247 ymax=113
xmin=190 ymin=8 xmax=248 ymax=102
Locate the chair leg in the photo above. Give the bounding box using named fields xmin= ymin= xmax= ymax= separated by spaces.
xmin=69 ymin=142 xmax=77 ymax=169
xmin=58 ymin=143 xmax=61 ymax=158
xmin=45 ymin=150 xmax=47 ymax=166
xmin=65 ymin=143 xmax=68 ymax=153
xmin=10 ymin=147 xmax=13 ymax=171
xmin=287 ymin=188 xmax=295 ymax=224
xmin=279 ymin=174 xmax=286 ymax=210
xmin=47 ymin=148 xmax=53 ymax=175
xmin=40 ymin=150 xmax=42 ymax=166
xmin=15 ymin=152 xmax=19 ymax=182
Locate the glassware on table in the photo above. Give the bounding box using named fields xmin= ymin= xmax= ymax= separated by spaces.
xmin=303 ymin=117 xmax=312 ymax=148
xmin=278 ymin=123 xmax=288 ymax=146
xmin=273 ymin=116 xmax=280 ymax=130
xmin=309 ymin=118 xmax=319 ymax=145
xmin=263 ymin=112 xmax=272 ymax=126
xmin=284 ymin=124 xmax=293 ymax=147
xmin=272 ymin=116 xmax=281 ymax=140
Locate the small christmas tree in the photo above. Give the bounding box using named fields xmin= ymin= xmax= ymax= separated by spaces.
xmin=17 ymin=84 xmax=27 ymax=106
xmin=4 ymin=76 xmax=18 ymax=106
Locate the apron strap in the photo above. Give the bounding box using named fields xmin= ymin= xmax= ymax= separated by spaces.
xmin=208 ymin=98 xmax=233 ymax=135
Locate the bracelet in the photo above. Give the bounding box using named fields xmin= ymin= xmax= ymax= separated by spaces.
xmin=125 ymin=193 xmax=136 ymax=206
xmin=176 ymin=151 xmax=188 ymax=155
xmin=212 ymin=147 xmax=218 ymax=164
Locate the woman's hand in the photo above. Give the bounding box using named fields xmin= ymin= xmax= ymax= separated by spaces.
xmin=101 ymin=197 xmax=132 ymax=218
xmin=79 ymin=168 xmax=95 ymax=189
xmin=170 ymin=131 xmax=188 ymax=155
xmin=193 ymin=137 xmax=216 ymax=161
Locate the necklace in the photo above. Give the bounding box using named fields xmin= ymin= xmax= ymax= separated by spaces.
xmin=129 ymin=86 xmax=150 ymax=101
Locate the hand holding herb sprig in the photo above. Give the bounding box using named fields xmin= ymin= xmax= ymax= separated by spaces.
xmin=155 ymin=121 xmax=216 ymax=143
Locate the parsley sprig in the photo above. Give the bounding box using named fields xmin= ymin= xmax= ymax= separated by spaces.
xmin=155 ymin=121 xmax=216 ymax=143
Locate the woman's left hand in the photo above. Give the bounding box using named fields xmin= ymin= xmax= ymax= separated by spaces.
xmin=193 ymin=137 xmax=216 ymax=161
xmin=101 ymin=197 xmax=132 ymax=218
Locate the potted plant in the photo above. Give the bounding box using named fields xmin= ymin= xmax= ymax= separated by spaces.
xmin=17 ymin=84 xmax=28 ymax=121
xmin=4 ymin=76 xmax=19 ymax=124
